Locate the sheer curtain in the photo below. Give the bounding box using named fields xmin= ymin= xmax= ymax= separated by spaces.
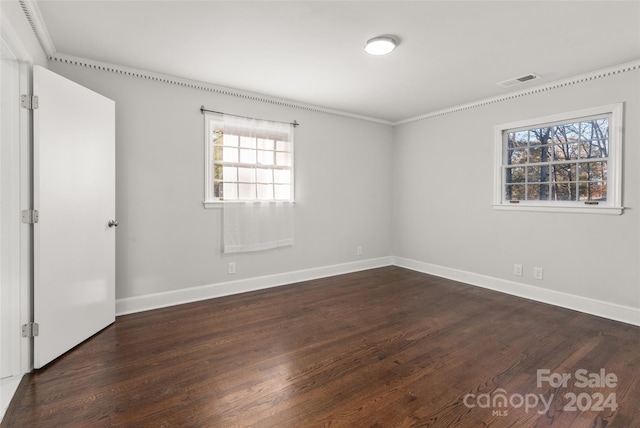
xmin=222 ymin=114 xmax=294 ymax=253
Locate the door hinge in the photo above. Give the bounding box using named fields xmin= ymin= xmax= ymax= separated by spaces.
xmin=21 ymin=209 xmax=39 ymax=224
xmin=22 ymin=322 xmax=39 ymax=338
xmin=21 ymin=94 xmax=39 ymax=110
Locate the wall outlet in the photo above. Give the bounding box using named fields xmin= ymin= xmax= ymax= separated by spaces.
xmin=533 ymin=267 xmax=543 ymax=280
xmin=228 ymin=262 xmax=236 ymax=275
xmin=356 ymin=246 xmax=363 ymax=256
xmin=513 ymin=264 xmax=523 ymax=276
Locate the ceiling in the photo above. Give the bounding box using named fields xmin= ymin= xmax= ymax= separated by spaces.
xmin=35 ymin=1 xmax=640 ymax=123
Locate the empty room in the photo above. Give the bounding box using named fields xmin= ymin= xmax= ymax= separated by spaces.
xmin=1 ymin=0 xmax=639 ymax=426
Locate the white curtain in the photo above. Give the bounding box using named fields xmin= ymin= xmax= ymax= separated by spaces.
xmin=223 ymin=201 xmax=294 ymax=253
xmin=222 ymin=114 xmax=294 ymax=253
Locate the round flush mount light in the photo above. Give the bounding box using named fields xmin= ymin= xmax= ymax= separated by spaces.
xmin=364 ymin=36 xmax=398 ymax=55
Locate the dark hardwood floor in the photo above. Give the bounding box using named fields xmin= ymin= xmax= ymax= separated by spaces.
xmin=3 ymin=266 xmax=639 ymax=427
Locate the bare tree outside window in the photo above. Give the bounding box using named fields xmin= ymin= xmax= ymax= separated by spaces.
xmin=504 ymin=117 xmax=608 ymax=203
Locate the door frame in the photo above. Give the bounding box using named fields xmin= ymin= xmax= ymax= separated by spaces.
xmin=1 ymin=12 xmax=34 ymax=380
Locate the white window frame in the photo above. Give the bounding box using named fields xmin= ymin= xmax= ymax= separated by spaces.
xmin=493 ymin=104 xmax=624 ymax=215
xmin=203 ymin=113 xmax=294 ymax=208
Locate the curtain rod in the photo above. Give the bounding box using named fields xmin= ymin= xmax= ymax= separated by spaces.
xmin=200 ymin=106 xmax=299 ymax=127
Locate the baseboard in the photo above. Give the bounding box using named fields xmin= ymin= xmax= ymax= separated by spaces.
xmin=116 ymin=257 xmax=394 ymax=316
xmin=392 ymin=256 xmax=640 ymax=327
xmin=1 ymin=375 xmax=23 ymax=423
xmin=116 ymin=255 xmax=640 ymax=327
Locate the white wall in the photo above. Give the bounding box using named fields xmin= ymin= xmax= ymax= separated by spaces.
xmin=48 ymin=61 xmax=394 ymax=301
xmin=392 ymin=69 xmax=640 ymax=312
xmin=49 ymin=60 xmax=640 ymax=323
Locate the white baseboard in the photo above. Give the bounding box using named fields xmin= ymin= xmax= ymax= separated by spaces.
xmin=393 ymin=256 xmax=640 ymax=327
xmin=116 ymin=257 xmax=394 ymax=316
xmin=1 ymin=375 xmax=23 ymax=424
xmin=116 ymin=255 xmax=640 ymax=327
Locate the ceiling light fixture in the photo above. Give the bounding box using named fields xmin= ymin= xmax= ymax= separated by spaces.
xmin=364 ymin=36 xmax=397 ymax=55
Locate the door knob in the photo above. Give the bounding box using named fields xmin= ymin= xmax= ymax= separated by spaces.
xmin=108 ymin=220 xmax=119 ymax=228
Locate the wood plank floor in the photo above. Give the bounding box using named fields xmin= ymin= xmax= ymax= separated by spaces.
xmin=3 ymin=266 xmax=639 ymax=427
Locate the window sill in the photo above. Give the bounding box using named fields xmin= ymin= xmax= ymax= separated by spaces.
xmin=492 ymin=204 xmax=624 ymax=215
xmin=203 ymin=201 xmax=295 ymax=209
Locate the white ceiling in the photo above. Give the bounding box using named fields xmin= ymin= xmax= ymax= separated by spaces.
xmin=35 ymin=1 xmax=640 ymax=123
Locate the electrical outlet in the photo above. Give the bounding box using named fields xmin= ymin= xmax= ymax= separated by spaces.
xmin=513 ymin=264 xmax=523 ymax=276
xmin=356 ymin=246 xmax=363 ymax=256
xmin=533 ymin=267 xmax=543 ymax=280
xmin=228 ymin=262 xmax=236 ymax=275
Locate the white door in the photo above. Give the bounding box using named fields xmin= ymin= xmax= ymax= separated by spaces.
xmin=33 ymin=66 xmax=116 ymax=369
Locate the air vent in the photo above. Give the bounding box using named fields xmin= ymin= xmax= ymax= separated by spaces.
xmin=497 ymin=73 xmax=541 ymax=88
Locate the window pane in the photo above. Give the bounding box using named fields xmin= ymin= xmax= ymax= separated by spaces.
xmin=274 ymin=169 xmax=291 ymax=184
xmin=276 ymin=152 xmax=292 ymax=166
xmin=276 ymin=141 xmax=291 ymax=152
xmin=240 ymin=136 xmax=256 ymax=149
xmin=240 ymin=149 xmax=256 ymax=163
xmin=257 ymin=150 xmax=274 ymax=165
xmin=579 ymin=162 xmax=607 ymax=182
xmin=579 ymin=182 xmax=607 ymax=201
xmin=527 ymin=166 xmax=549 ymax=183
xmin=529 ymin=145 xmax=550 ymax=163
xmin=552 ymin=164 xmax=576 ymax=182
xmin=529 ymin=129 xmax=545 ymax=145
xmin=505 ymin=167 xmax=525 ymax=184
xmin=223 ymin=147 xmax=238 ymax=162
xmin=223 ymin=134 xmax=238 ymax=147
xmin=212 ymin=145 xmax=223 ymax=161
xmin=256 ymin=168 xmax=273 ymax=183
xmin=580 ymin=140 xmax=608 ymax=159
xmin=274 ymin=184 xmax=291 ymax=200
xmin=213 ymin=164 xmax=222 ymax=181
xmin=238 ymin=167 xmax=254 ymax=183
xmin=223 ymin=183 xmax=238 ymax=200
xmin=505 ymin=184 xmax=525 ymax=200
xmin=223 ymin=166 xmax=237 ymax=181
xmin=212 ymin=130 xmax=223 ymax=145
xmin=238 ymin=183 xmax=256 ymax=200
xmin=507 ymin=149 xmax=527 ymax=165
xmin=552 ymin=183 xmax=577 ymax=201
xmin=557 ymin=123 xmax=580 ymax=143
xmin=580 ymin=121 xmax=594 ymax=140
xmin=257 ymin=138 xmax=274 ymax=150
xmin=527 ymin=183 xmax=549 ymax=201
xmin=257 ymin=184 xmax=274 ymax=200
xmin=594 ymin=119 xmax=609 ymax=138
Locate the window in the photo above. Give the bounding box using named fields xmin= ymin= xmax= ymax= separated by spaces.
xmin=494 ymin=104 xmax=623 ymax=214
xmin=204 ymin=113 xmax=294 ymax=205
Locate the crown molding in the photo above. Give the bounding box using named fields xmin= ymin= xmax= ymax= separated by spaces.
xmin=17 ymin=0 xmax=55 ymax=57
xmin=20 ymin=0 xmax=639 ymax=126
xmin=1 ymin=8 xmax=33 ymax=63
xmin=395 ymin=60 xmax=640 ymax=125
xmin=48 ymin=53 xmax=394 ymax=126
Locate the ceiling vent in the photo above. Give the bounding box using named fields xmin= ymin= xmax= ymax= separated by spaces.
xmin=497 ymin=73 xmax=541 ymax=88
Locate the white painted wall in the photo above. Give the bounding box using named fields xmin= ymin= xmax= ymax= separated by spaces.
xmin=48 ymin=61 xmax=394 ymax=301
xmin=392 ymin=69 xmax=640 ymax=311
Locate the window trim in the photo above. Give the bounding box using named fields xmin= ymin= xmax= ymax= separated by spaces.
xmin=203 ymin=112 xmax=295 ymax=207
xmin=493 ymin=103 xmax=624 ymax=215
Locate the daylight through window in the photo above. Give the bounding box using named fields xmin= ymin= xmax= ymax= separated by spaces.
xmin=204 ymin=113 xmax=294 ymax=203
xmin=494 ymin=104 xmax=623 ymax=214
